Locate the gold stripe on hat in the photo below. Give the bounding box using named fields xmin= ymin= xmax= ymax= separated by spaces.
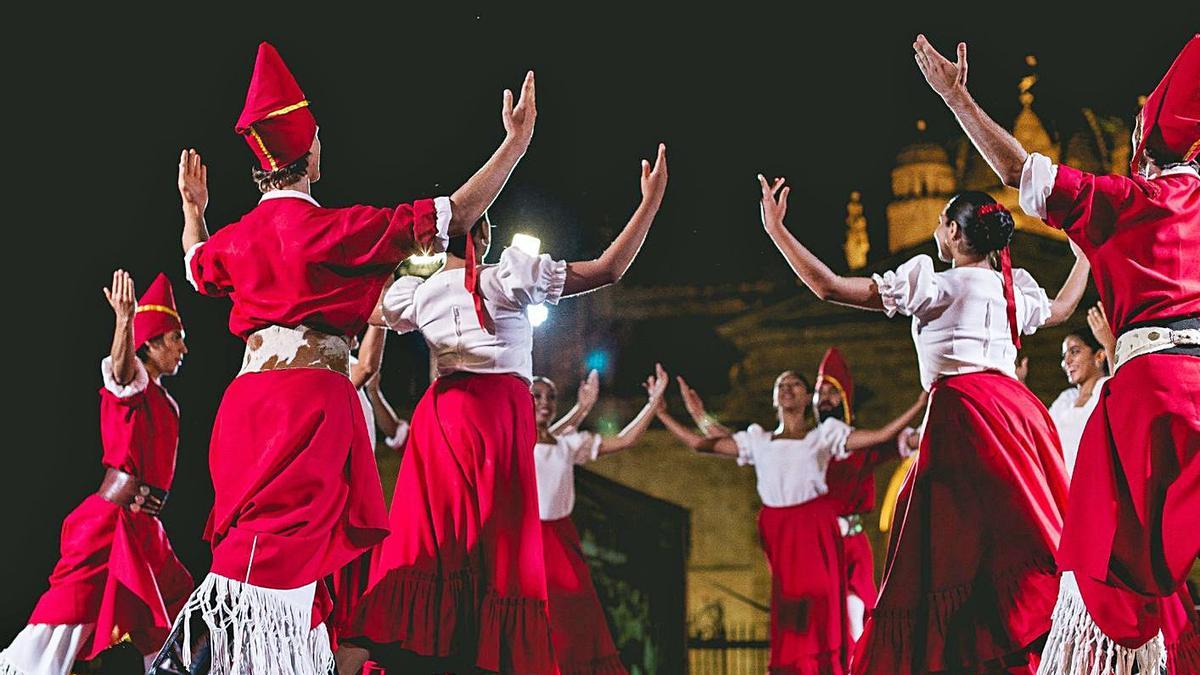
xmin=247 ymin=127 xmax=278 ymax=171
xmin=819 ymin=374 xmax=852 ymax=425
xmin=1187 ymin=137 xmax=1200 ymax=161
xmin=264 ymin=99 xmax=310 ymax=119
xmin=136 ymin=304 xmax=181 ymax=321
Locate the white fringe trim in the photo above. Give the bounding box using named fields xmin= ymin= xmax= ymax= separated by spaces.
xmin=1038 ymin=573 xmax=1166 ymax=675
xmin=171 ymin=574 xmax=334 ymax=675
xmin=0 ymin=654 xmax=24 ymax=675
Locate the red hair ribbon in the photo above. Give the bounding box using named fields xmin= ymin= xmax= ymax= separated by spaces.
xmin=464 ymin=230 xmax=495 ymax=334
xmin=977 ymin=202 xmax=1021 ymax=349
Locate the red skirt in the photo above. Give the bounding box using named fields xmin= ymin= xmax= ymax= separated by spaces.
xmin=852 ymin=371 xmax=1068 ymax=674
xmin=1057 ymin=353 xmax=1200 ymax=648
xmin=843 ymin=532 xmax=878 ymax=609
xmin=204 ymin=369 xmax=389 ymax=600
xmin=542 ymin=517 xmax=627 ymax=675
xmin=28 ymin=495 xmax=193 ymax=659
xmin=349 ymin=373 xmax=557 ymax=674
xmin=759 ymin=496 xmax=849 ymax=674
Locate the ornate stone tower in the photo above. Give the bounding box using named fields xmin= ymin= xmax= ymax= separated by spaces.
xmin=886 ymin=119 xmax=957 ymax=252
xmin=844 ymin=191 xmax=870 ymax=270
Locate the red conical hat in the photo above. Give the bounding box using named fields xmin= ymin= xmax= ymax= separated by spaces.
xmin=1133 ymin=34 xmax=1200 ymax=174
xmin=816 ymin=347 xmax=854 ymax=423
xmin=134 ymin=273 xmax=182 ymax=349
xmin=235 ymin=42 xmax=317 ymax=171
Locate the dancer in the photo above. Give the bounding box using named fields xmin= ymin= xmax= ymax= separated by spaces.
xmin=0 ymin=271 xmax=193 ymax=675
xmin=532 ymin=366 xmax=668 ymax=675
xmin=753 ymin=175 xmax=1090 ymax=672
xmin=914 ymin=33 xmax=1199 ymax=671
xmin=343 ymin=144 xmax=669 ymax=673
xmin=1045 ymin=310 xmax=1112 ymax=478
xmin=167 ymin=41 xmax=539 ymax=673
xmin=657 ymin=370 xmax=927 ymax=673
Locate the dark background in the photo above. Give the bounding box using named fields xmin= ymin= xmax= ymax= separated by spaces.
xmin=4 ymin=3 xmax=1196 ymax=637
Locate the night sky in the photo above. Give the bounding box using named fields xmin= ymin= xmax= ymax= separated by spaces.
xmin=4 ymin=5 xmax=1196 ymax=634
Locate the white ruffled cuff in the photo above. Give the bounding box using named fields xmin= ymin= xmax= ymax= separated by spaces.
xmin=183 ymin=241 xmax=204 ymax=292
xmin=539 ymin=256 xmax=568 ymax=306
xmin=432 ymin=196 xmax=452 ymax=253
xmin=897 ymin=427 xmax=919 ymax=458
xmin=381 ymin=276 xmax=424 ymax=333
xmin=385 ymin=421 xmax=409 ymax=451
xmin=1018 ymin=153 xmax=1057 ymax=220
xmin=872 ymin=270 xmax=904 ymax=318
xmin=101 ymin=356 xmax=149 ymax=398
xmin=827 ymin=421 xmax=854 ymax=461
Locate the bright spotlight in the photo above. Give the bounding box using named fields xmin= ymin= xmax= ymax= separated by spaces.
xmin=528 ymin=303 xmax=549 ymax=327
xmin=511 ymin=233 xmax=541 ymax=256
xmin=408 ymin=252 xmax=446 ymax=265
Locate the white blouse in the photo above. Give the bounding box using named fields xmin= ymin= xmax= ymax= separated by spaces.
xmin=1047 ymin=376 xmax=1109 ymax=477
xmin=734 ymin=418 xmax=854 ymax=508
xmin=382 ymin=247 xmax=568 ymax=383
xmin=534 ymin=430 xmax=602 ymax=520
xmin=873 ymin=254 xmax=1053 ymax=390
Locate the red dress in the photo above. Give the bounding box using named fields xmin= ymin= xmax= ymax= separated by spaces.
xmin=825 ymin=441 xmax=901 ymax=613
xmin=28 ymin=363 xmax=193 ymax=659
xmin=1042 ymin=165 xmax=1200 ymax=649
xmin=186 ymin=191 xmax=440 ymax=602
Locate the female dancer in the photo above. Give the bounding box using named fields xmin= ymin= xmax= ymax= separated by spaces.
xmin=656 ymin=371 xmax=927 ymax=673
xmin=752 ymin=176 xmax=1090 ymax=673
xmin=1045 ymin=308 xmax=1113 ymax=478
xmin=532 ymin=366 xmax=667 ymax=675
xmin=343 ymin=144 xmax=669 ymax=673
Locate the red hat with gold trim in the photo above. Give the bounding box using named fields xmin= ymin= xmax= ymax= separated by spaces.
xmin=134 ymin=273 xmax=183 ymax=350
xmin=816 ymin=347 xmax=854 ymax=424
xmin=235 ymin=42 xmax=317 ymax=171
xmin=1134 ymin=34 xmax=1200 ymax=174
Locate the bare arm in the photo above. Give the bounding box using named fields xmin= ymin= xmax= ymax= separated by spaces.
xmin=913 ymin=36 xmax=1028 ymax=188
xmin=448 ymin=72 xmax=537 ymax=237
xmin=844 ymin=391 xmax=929 ymax=451
xmin=655 ymin=407 xmax=739 ymax=458
xmin=103 ymin=270 xmax=138 ymax=386
xmin=350 ymin=326 xmax=386 ymax=388
xmin=364 ymin=373 xmax=405 ymax=442
xmin=677 ymin=376 xmax=734 ymax=437
xmin=563 ymin=144 xmax=669 ymax=296
xmin=757 ymin=176 xmax=885 ymax=310
xmin=1045 ymin=241 xmax=1092 ymax=327
xmin=597 ymin=365 xmax=668 ymax=455
xmin=1087 ymin=303 xmax=1118 ymax=369
xmin=178 ymin=149 xmax=210 ymax=252
xmin=549 ymin=370 xmax=599 ymax=436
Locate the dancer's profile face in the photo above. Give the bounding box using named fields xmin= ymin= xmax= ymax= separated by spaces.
xmin=145 ymin=329 xmax=188 ymax=378
xmin=1061 ymin=336 xmax=1104 ymax=386
xmin=307 ymin=132 xmax=322 ymax=183
xmin=813 ymin=381 xmax=844 ymax=421
xmin=934 ymin=206 xmax=955 ymax=263
xmin=531 ymin=380 xmax=558 ymax=427
xmin=773 ymin=372 xmax=808 ymax=411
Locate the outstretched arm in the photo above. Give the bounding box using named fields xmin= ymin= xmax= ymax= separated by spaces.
xmin=597 ymin=365 xmax=669 ymax=455
xmin=758 ymin=176 xmax=884 ymax=311
xmin=678 ymin=376 xmax=734 ymax=437
xmin=350 ymin=325 xmax=386 ymax=388
xmin=844 ymin=391 xmax=928 ymax=451
xmin=103 ymin=270 xmax=138 ymax=386
xmin=178 ymin=149 xmax=210 ymax=252
xmin=549 ymin=370 xmax=599 ymax=436
xmin=365 ymin=371 xmax=407 ymax=445
xmin=656 ymin=405 xmax=739 ymax=457
xmin=913 ymin=36 xmax=1028 ymax=188
xmin=1045 ymin=240 xmax=1091 ymax=327
xmin=448 ymin=72 xmax=538 ymax=237
xmin=563 ymin=144 xmax=669 ymax=296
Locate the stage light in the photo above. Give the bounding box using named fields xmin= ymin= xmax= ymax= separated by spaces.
xmin=408 ymin=252 xmax=446 ymax=265
xmin=585 ymin=349 xmax=610 ymax=374
xmin=528 ymin=303 xmax=549 ymax=327
xmin=511 ymin=233 xmax=541 ymax=256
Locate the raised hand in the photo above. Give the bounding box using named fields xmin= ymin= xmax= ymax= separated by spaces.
xmin=647 ymin=363 xmax=669 ymax=401
xmin=502 ymin=71 xmax=537 ymax=153
xmin=913 ymin=35 xmax=969 ymax=104
xmin=577 ymin=369 xmax=600 ymax=410
xmin=178 ymin=149 xmax=209 ymax=216
xmin=678 ymin=376 xmax=708 ymax=420
xmin=1087 ymin=302 xmax=1117 ymax=355
xmin=640 ymin=143 xmax=669 ymax=206
xmin=104 ymin=269 xmax=137 ymax=323
xmin=757 ymin=174 xmax=789 ymax=229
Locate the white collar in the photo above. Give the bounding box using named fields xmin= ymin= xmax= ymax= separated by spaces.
xmin=1155 ymin=164 xmax=1199 ymax=180
xmin=259 ymin=189 xmax=321 ymax=207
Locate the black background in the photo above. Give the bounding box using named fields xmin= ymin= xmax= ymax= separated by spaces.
xmin=3 ymin=3 xmax=1196 ymax=637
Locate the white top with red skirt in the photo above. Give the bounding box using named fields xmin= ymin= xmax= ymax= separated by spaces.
xmin=1047 ymin=376 xmax=1109 ymax=478
xmin=382 ymin=247 xmax=568 ymax=383
xmin=873 ymin=254 xmax=1053 ymax=390
xmin=734 ymin=418 xmax=854 ymax=508
xmin=535 ymin=430 xmax=603 ymax=520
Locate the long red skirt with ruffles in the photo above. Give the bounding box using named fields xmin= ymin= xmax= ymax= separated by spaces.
xmin=542 ymin=517 xmax=627 ymax=675
xmin=759 ymin=496 xmax=850 ymax=674
xmin=852 ymin=371 xmax=1069 ymax=674
xmin=349 ymin=372 xmax=557 ymax=674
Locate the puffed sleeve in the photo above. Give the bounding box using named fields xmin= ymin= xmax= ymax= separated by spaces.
xmin=733 ymin=424 xmax=770 ymax=467
xmin=100 ymin=356 xmax=149 ymax=402
xmin=380 ymin=276 xmax=425 ymax=334
xmin=330 ymin=196 xmax=452 ymax=269
xmin=185 ymin=234 xmax=234 ymax=297
xmin=480 ymin=246 xmax=568 ymax=310
xmin=872 ymin=254 xmax=941 ymax=319
xmin=1012 ymin=268 xmax=1053 ymax=335
xmin=1018 ymin=152 xmax=1058 ymax=220
xmin=1043 ymin=163 xmax=1146 ymax=251
xmin=560 ymin=431 xmax=603 ymax=465
xmin=819 ymin=417 xmax=854 ymax=461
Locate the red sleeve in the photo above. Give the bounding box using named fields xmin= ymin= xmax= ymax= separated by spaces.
xmin=98 ymin=389 xmax=143 ymax=472
xmin=188 ymin=228 xmax=235 ymax=297
xmin=331 ymin=198 xmax=439 ymax=269
xmin=1045 ymin=165 xmax=1144 ymax=249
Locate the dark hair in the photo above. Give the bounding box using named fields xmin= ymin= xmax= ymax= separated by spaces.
xmin=446 ymin=216 xmax=489 ymax=258
xmin=1064 ymin=327 xmax=1110 ymax=375
xmin=252 ymin=153 xmax=310 ymax=193
xmin=135 ymin=334 xmax=165 ymax=363
xmin=945 ymin=191 xmax=1015 ymax=256
xmin=775 ymin=370 xmax=812 ymax=393
xmin=531 ymin=376 xmax=557 ymax=393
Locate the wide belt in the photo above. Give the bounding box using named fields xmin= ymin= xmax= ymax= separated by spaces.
xmin=239 ymin=325 xmax=351 ymax=377
xmin=98 ymin=467 xmax=168 ymax=516
xmin=1113 ymin=318 xmax=1200 ymax=374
